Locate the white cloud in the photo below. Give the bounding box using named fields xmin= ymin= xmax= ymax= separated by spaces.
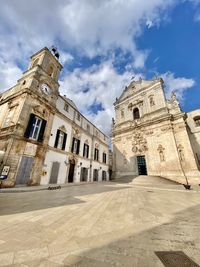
xmin=0 ymin=0 xmax=196 ymax=135
xmin=0 ymin=0 xmax=175 ymax=73
xmin=0 ymin=60 xmax=22 ymax=93
xmin=161 ymin=71 xmax=195 ymax=101
xmin=60 ymin=61 xmax=142 ymax=134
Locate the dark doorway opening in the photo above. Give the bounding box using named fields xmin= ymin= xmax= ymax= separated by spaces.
xmin=80 ymin=167 xmax=88 ymax=182
xmin=15 ymin=156 xmax=34 ymax=184
xmin=68 ymin=160 xmax=75 ymax=183
xmin=49 ymin=162 xmax=60 ymax=184
xmin=137 ymin=156 xmax=147 ymax=175
xmin=102 ymin=170 xmax=107 ymax=181
xmin=93 ymin=169 xmax=98 ymax=181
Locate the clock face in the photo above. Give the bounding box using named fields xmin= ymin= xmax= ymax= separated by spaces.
xmin=41 ymin=83 xmax=51 ymax=95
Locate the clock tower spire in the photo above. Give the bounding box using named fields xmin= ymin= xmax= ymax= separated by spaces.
xmin=18 ymin=47 xmax=63 ymax=104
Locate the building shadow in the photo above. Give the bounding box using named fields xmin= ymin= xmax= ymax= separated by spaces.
xmin=60 ymin=203 xmax=200 ymax=267
xmin=0 ymin=183 xmax=130 ymax=215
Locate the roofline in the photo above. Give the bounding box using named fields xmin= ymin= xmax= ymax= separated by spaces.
xmin=59 ymin=95 xmax=109 ymax=138
xmin=31 ymin=47 xmax=63 ymax=69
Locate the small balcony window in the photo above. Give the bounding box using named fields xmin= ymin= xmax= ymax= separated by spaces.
xmin=194 ymin=116 xmax=200 ymax=127
xmin=133 ymin=108 xmax=140 ymax=120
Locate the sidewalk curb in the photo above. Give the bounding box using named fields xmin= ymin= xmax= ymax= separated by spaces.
xmin=0 ymin=181 xmax=97 ymax=193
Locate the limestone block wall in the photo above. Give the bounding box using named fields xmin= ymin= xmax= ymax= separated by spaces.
xmin=186 ymin=109 xmax=200 ymax=170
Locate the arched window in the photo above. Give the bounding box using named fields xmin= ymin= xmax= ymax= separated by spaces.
xmin=194 ymin=116 xmax=200 ymax=127
xmin=32 ymin=58 xmax=39 ymax=68
xmin=47 ymin=65 xmax=54 ymax=77
xmin=133 ymin=108 xmax=140 ymax=120
xmin=149 ymin=96 xmax=155 ymax=106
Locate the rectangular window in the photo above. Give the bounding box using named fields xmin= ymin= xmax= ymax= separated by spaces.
xmin=83 ymin=144 xmax=89 ymax=158
xmin=76 ymin=112 xmax=80 ymax=121
xmin=102 ymin=153 xmax=107 ymax=163
xmin=24 ymin=114 xmax=46 ymax=142
xmin=71 ymin=137 xmax=80 ymax=154
xmin=94 ymin=148 xmax=99 ymax=161
xmin=87 ymin=124 xmax=90 ymax=132
xmin=194 ymin=118 xmax=200 ymax=127
xmin=54 ymin=130 xmax=67 ymax=150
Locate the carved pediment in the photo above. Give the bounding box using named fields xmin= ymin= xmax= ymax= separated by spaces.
xmin=32 ymin=105 xmax=49 ymax=119
xmin=59 ymin=125 xmax=67 ymax=132
xmin=115 ymin=79 xmax=160 ymax=105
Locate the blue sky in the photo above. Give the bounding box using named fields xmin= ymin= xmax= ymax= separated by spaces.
xmin=0 ymin=0 xmax=200 ymax=134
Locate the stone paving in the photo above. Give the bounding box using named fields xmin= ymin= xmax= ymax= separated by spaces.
xmin=0 ymin=176 xmax=200 ymax=266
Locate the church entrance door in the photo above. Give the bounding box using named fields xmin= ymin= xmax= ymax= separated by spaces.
xmin=137 ymin=156 xmax=147 ymax=175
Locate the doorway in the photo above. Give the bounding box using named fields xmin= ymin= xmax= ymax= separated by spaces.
xmin=15 ymin=156 xmax=34 ymax=184
xmin=49 ymin=162 xmax=60 ymax=184
xmin=93 ymin=169 xmax=98 ymax=181
xmin=102 ymin=170 xmax=107 ymax=181
xmin=137 ymin=156 xmax=147 ymax=175
xmin=68 ymin=160 xmax=75 ymax=183
xmin=80 ymin=167 xmax=88 ymax=182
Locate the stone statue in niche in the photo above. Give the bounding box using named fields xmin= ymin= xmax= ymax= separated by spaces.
xmin=157 ymin=145 xmax=165 ymax=162
xmin=171 ymin=91 xmax=179 ymax=107
xmin=149 ymin=96 xmax=155 ymax=106
xmin=178 ymin=144 xmax=185 ymax=161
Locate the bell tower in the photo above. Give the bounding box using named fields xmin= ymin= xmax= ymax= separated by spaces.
xmin=18 ymin=47 xmax=63 ymax=105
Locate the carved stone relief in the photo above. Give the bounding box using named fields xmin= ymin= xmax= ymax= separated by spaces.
xmin=178 ymin=144 xmax=185 ymax=161
xmin=59 ymin=125 xmax=67 ymax=132
xmin=161 ymin=126 xmax=173 ymax=132
xmin=73 ymin=128 xmax=80 ymax=138
xmin=132 ymin=132 xmax=148 ymax=154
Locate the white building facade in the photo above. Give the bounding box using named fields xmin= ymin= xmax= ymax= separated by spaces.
xmin=41 ymin=95 xmax=109 ymax=184
xmin=112 ymin=78 xmax=200 ymax=185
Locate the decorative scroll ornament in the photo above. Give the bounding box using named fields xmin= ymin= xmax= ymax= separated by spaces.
xmin=73 ymin=128 xmax=80 ymax=138
xmin=95 ymin=143 xmax=99 ymax=148
xmin=132 ymin=132 xmax=148 ymax=154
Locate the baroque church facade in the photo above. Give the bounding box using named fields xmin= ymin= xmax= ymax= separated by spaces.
xmin=0 ymin=47 xmax=109 ymax=187
xmin=112 ymin=78 xmax=200 ymax=185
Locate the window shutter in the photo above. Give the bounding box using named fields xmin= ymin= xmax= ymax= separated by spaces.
xmin=71 ymin=138 xmax=75 ymax=153
xmin=83 ymin=144 xmax=85 ymax=157
xmin=76 ymin=139 xmax=80 ymax=154
xmin=38 ymin=119 xmax=47 ymax=142
xmin=54 ymin=130 xmax=60 ymax=148
xmin=62 ymin=133 xmax=67 ymax=150
xmin=24 ymin=113 xmax=35 ymax=138
xmin=87 ymin=145 xmax=89 ymax=158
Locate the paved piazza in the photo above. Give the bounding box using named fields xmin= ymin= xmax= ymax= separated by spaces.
xmin=0 ymin=176 xmax=200 ymax=267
